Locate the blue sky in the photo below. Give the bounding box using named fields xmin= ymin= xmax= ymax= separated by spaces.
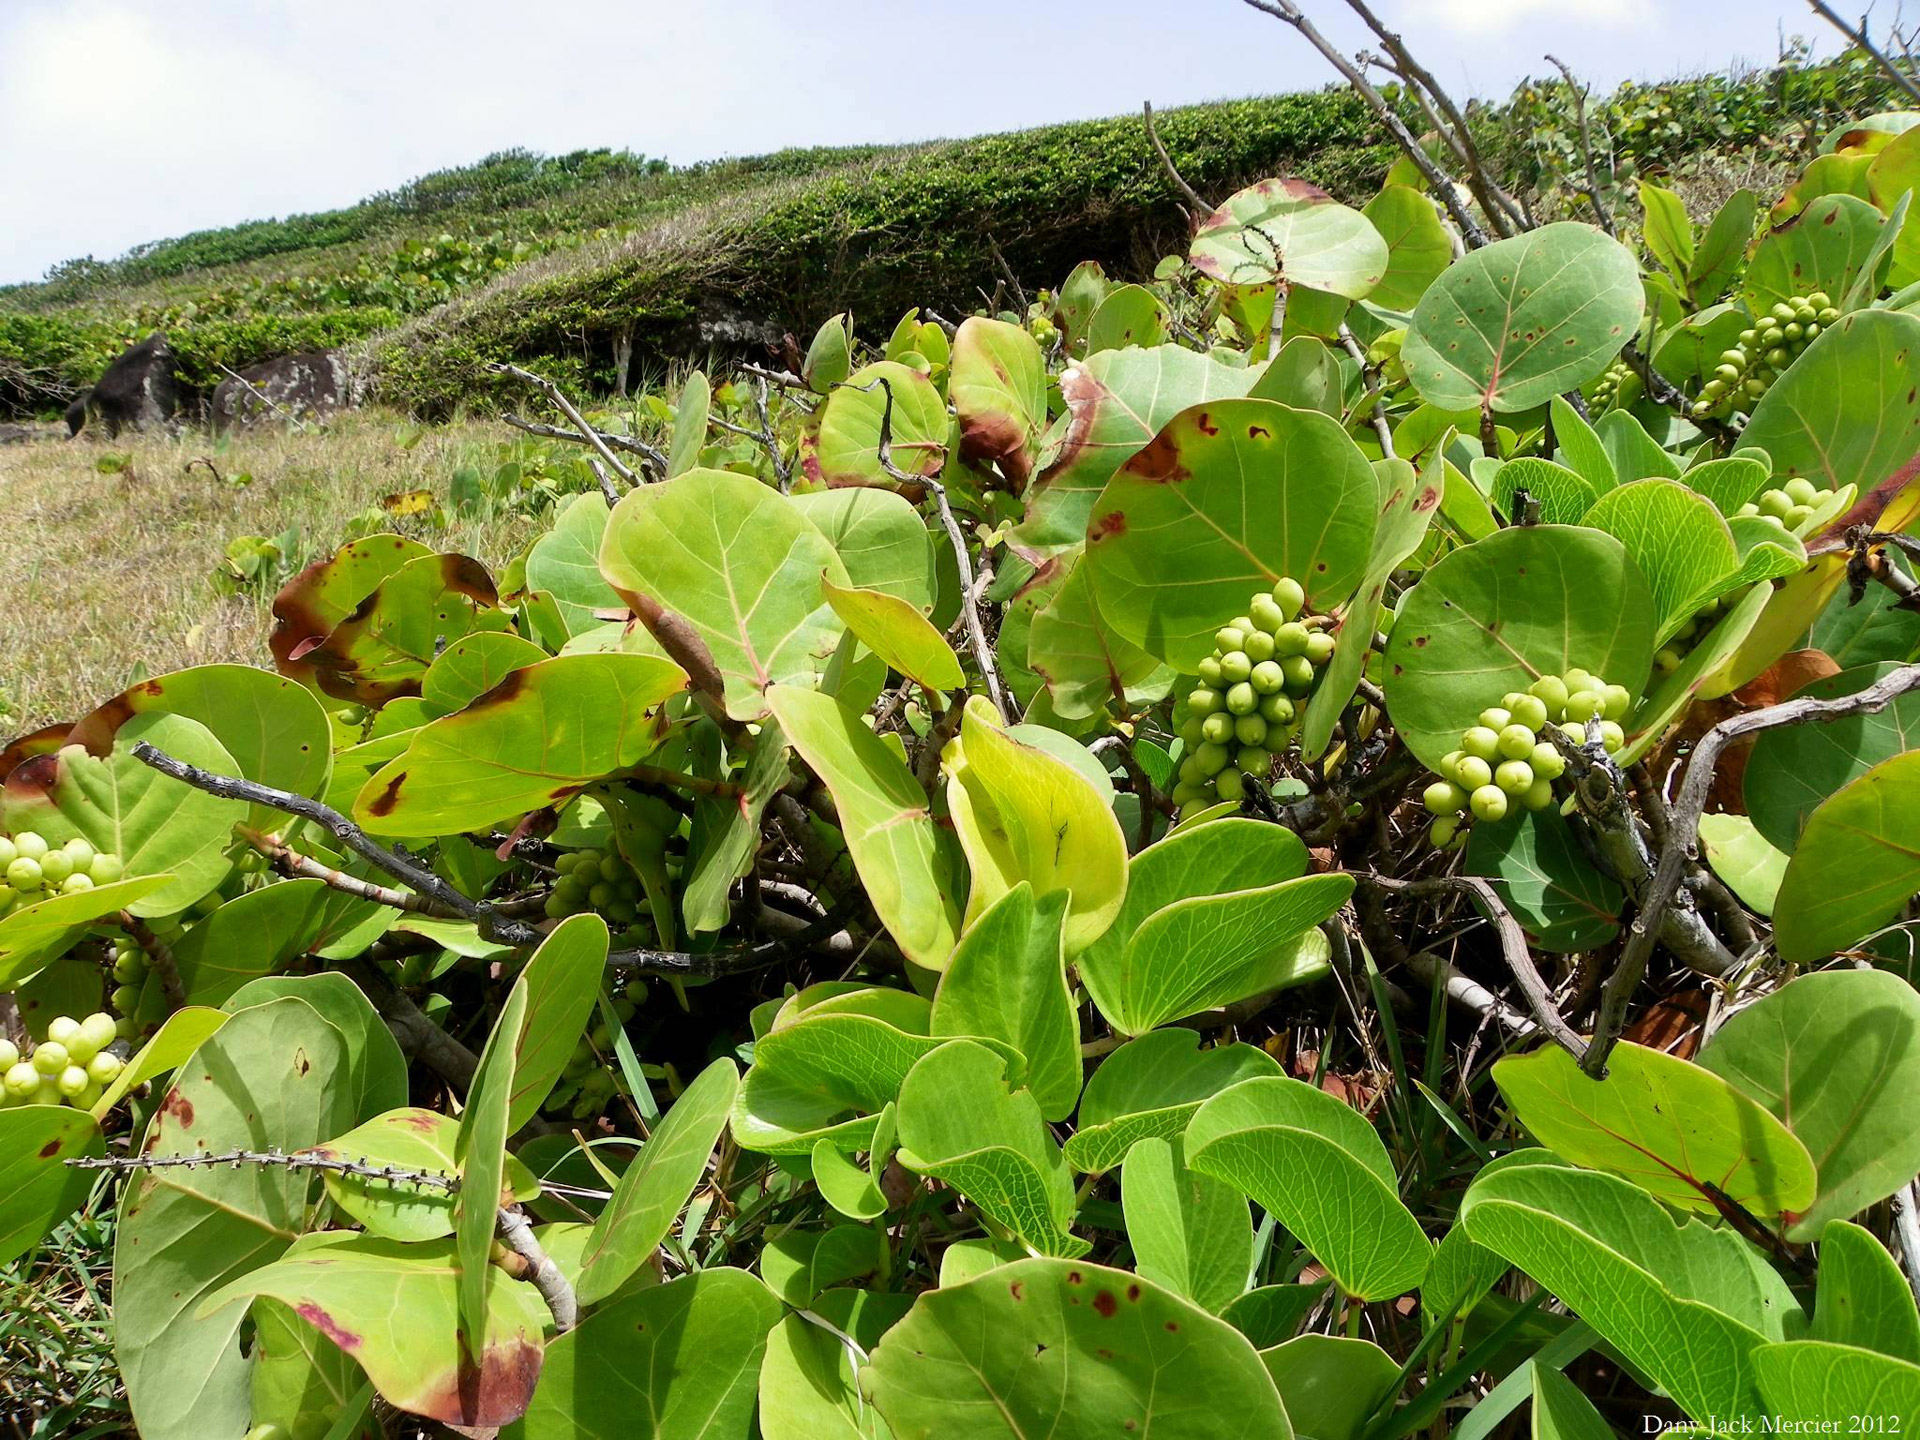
xmin=0 ymin=0 xmax=1844 ymax=283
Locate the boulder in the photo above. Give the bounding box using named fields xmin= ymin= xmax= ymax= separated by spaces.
xmin=76 ymin=333 xmax=180 ymax=436
xmin=211 ymin=351 xmax=352 ymax=431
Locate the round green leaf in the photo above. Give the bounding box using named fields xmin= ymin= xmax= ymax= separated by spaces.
xmin=0 ymin=1105 xmax=102 ymax=1269
xmin=302 ymin=1107 xmax=535 ymax=1242
xmin=1026 ymin=560 xmax=1175 ymax=721
xmin=525 ymin=491 xmax=621 ymax=636
xmin=1698 ymin=813 xmax=1790 ymax=916
xmin=1492 ymin=1041 xmax=1817 ymax=1219
xmin=1581 ymin=478 xmax=1740 ymax=638
xmin=804 ymin=360 xmax=948 ymax=490
xmin=420 ymin=631 xmax=548 ymax=714
xmin=1773 ymin=750 xmax=1920 ymax=962
xmin=1085 ymin=283 xmax=1169 ymax=353
xmin=1402 ymin=222 xmax=1643 ymax=414
xmin=1190 ymin=178 xmax=1388 ymax=300
xmin=951 ymin=316 xmax=1047 ymax=485
xmin=1085 ymin=398 xmax=1380 ymax=669
xmin=1186 ymin=1076 xmax=1431 ymax=1301
xmin=1260 ymin=1335 xmax=1402 ymax=1440
xmin=299 ymin=552 xmax=509 ymax=705
xmin=1465 ymin=808 xmax=1624 ymax=953
xmin=1122 ymin=1136 xmax=1253 ymax=1315
xmin=791 ymin=487 xmax=938 ymax=608
xmin=353 ymin=653 xmax=687 ymax=837
xmin=1699 ymin=970 xmax=1920 ymax=1241
xmin=1065 ymin=1028 xmax=1281 ymax=1174
xmin=863 ymin=1257 xmax=1293 ymax=1439
xmin=599 ymin=467 xmax=849 ymax=720
xmin=1381 ymin=524 xmax=1657 ymax=772
xmin=1362 ymin=184 xmax=1452 ymax=311
xmin=1743 ymin=193 xmax=1888 ymax=317
xmin=1753 ymin=1340 xmax=1920 ymax=1429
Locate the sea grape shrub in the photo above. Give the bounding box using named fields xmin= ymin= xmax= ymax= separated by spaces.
xmin=1421 ymin=671 xmax=1630 ymax=845
xmin=1172 ymin=577 xmax=1335 ymax=819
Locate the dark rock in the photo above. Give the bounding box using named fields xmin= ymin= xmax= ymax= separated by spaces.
xmin=76 ymin=333 xmax=180 ymax=437
xmin=211 ymin=351 xmax=353 ymax=431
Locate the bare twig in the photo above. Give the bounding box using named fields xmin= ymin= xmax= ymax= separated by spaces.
xmin=1807 ymin=0 xmax=1920 ymax=104
xmin=1337 ymin=325 xmax=1395 ymax=457
xmin=496 ymin=1206 xmax=577 ymax=1331
xmin=488 ymin=363 xmax=643 ymax=485
xmin=1594 ymin=660 xmax=1920 ymax=1074
xmin=587 ymin=457 xmax=621 ymax=509
xmin=1544 ymin=55 xmax=1616 ymax=236
xmin=985 ymin=235 xmax=1029 ymax=315
xmin=501 ymin=412 xmax=666 ymax=475
xmin=1356 ymin=872 xmax=1588 ymax=1062
xmin=68 ymin=1147 xmax=457 ymax=1190
xmin=240 ymin=824 xmax=465 ymax=919
xmin=1143 ymin=101 xmax=1210 ymax=216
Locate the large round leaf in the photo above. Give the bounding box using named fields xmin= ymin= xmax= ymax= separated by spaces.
xmin=299 ymin=552 xmax=509 ymax=705
xmin=524 ymin=492 xmax=622 ymax=636
xmin=803 ymin=360 xmax=948 ymax=491
xmin=268 ymin=533 xmax=431 ymax=683
xmin=1753 ymin=1340 xmax=1920 ymax=1430
xmin=1402 ymin=222 xmax=1643 ymax=414
xmin=1492 ymin=1041 xmax=1816 ymax=1219
xmin=1 ymin=713 xmax=244 ymax=918
xmin=1186 ymin=1076 xmax=1431 ymax=1301
xmin=1773 ymin=750 xmax=1920 ymax=963
xmin=1064 ymin=1028 xmax=1281 ymax=1174
xmin=1700 ymin=970 xmax=1920 ymax=1241
xmin=1743 ymin=193 xmax=1888 ymax=317
xmin=863 ymin=1257 xmax=1293 ymax=1439
xmin=1084 ymin=398 xmax=1380 ymax=669
xmin=1745 ymin=663 xmax=1920 ymax=852
xmin=1190 ymin=178 xmax=1387 ymax=300
xmin=0 ymin=1105 xmax=102 ymax=1269
xmin=1381 ymin=524 xmax=1657 ymax=771
xmin=1581 ymin=479 xmax=1740 ymax=639
xmin=951 ymin=316 xmax=1048 ymax=485
xmin=599 ymin=467 xmax=849 ymax=720
xmin=1362 ymin=184 xmax=1452 ymax=310
xmin=353 ymin=653 xmax=686 ymax=836
xmin=791 ymin=486 xmax=938 ymax=609
xmin=1464 ymin=807 xmax=1623 ymax=953
xmin=1742 ymin=309 xmax=1920 ymax=495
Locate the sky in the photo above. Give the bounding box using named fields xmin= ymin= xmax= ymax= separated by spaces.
xmin=0 ymin=0 xmax=1842 ymax=284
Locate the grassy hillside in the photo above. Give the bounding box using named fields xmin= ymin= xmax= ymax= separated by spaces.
xmin=0 ymin=52 xmax=1899 ymax=425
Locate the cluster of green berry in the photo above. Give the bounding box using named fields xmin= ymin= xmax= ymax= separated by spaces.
xmin=549 ymin=981 xmax=647 ymax=1118
xmin=1 ymin=1013 xmax=123 ymax=1109
xmin=107 ymin=934 xmax=152 ymax=1029
xmin=545 ymin=848 xmax=655 ymax=948
xmin=0 ymin=832 xmax=124 ymax=914
xmin=1171 ymin=578 xmax=1334 ymax=820
xmin=1421 ymin=672 xmax=1632 ymax=846
xmin=1734 ymin=477 xmax=1826 ymax=534
xmin=1691 ymin=293 xmax=1837 ymax=419
xmin=1589 ymin=359 xmax=1639 ymax=414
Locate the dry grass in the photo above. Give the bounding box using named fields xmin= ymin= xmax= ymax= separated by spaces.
xmin=0 ymin=411 xmax=537 ymax=733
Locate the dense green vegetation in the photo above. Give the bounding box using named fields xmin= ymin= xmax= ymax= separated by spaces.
xmin=14 ymin=15 xmax=1920 ymax=1436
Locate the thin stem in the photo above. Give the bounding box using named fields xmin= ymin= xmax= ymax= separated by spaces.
xmin=489 ymin=363 xmax=645 ymax=485
xmin=1807 ymin=0 xmax=1920 ymax=104
xmin=1143 ymin=101 xmax=1209 ymax=215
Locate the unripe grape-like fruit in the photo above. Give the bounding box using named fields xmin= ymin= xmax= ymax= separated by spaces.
xmin=80 ymin=1012 xmax=117 ymax=1053
xmin=1759 ymin=488 xmax=1793 ymax=519
xmin=1525 ymin=778 xmax=1556 ymax=811
xmin=1249 ymin=595 xmax=1287 ymax=633
xmin=6 ymin=858 xmax=42 ymax=893
xmin=1497 ymin=724 xmax=1537 ymax=761
xmin=1597 ymin=720 xmax=1626 ymax=753
xmin=1197 ymin=656 xmax=1223 ymax=687
xmin=110 ymin=984 xmax=140 ymax=1014
xmin=1214 ymin=769 xmax=1246 ymax=802
xmin=1563 ymin=690 xmax=1606 ymax=723
xmin=4 ymin=1062 xmax=38 ymax=1099
xmin=1258 ymin=692 xmax=1294 ymax=725
xmin=1528 ymin=675 xmax=1570 ymax=715
xmin=1236 ymin=746 xmax=1268 ymax=774
xmin=90 ymin=853 xmax=125 ymax=884
xmin=1562 ymin=668 xmax=1596 ymax=695
xmin=1654 ymin=646 xmax=1683 ymax=673
xmin=1600 ymin=684 xmax=1632 ymax=722
xmin=38 ymin=850 xmax=72 ymax=886
xmin=1196 ymin=742 xmax=1231 ymax=776
xmin=32 ymin=1042 xmax=68 ymax=1075
xmin=1460 ymin=726 xmax=1502 ymax=762
xmin=87 ymin=1050 xmax=122 ymax=1085
xmin=0 ymin=837 xmax=14 ymax=869
xmin=1249 ymin=660 xmax=1285 ymax=695
xmin=1215 ymin=626 xmax=1247 ymax=654
xmin=0 ymin=1040 xmax=15 ymax=1070
xmin=544 ymin=893 xmax=571 ymax=919
xmin=1243 ymin=629 xmax=1276 ymax=662
xmin=1272 ymin=577 xmax=1306 ymax=619
xmin=1506 ymin=693 xmax=1549 ymax=731
xmin=56 ymin=1066 xmax=88 ymax=1099
xmin=1429 ymin=816 xmax=1460 ymax=848
xmin=45 ymin=1016 xmax=80 ymax=1049
xmin=1188 ymin=687 xmax=1221 ymax=716
xmin=1494 ymin=760 xmax=1535 ymax=795
xmin=1424 ymin=781 xmax=1467 ymax=815
xmin=1783 ymin=477 xmax=1820 ymax=506
xmin=1178 ymin=716 xmax=1205 ymax=746
xmin=61 ymin=873 xmax=93 ymax=894
xmin=1530 ymin=743 xmax=1567 ymax=781
xmin=1479 ymin=707 xmax=1512 ymax=731
xmin=1303 ymin=632 xmax=1335 ymax=666
xmin=1438 ymin=750 xmax=1466 ymax=782
xmin=1454 ymin=755 xmax=1494 ymax=790
xmin=1218 ymin=650 xmax=1252 ymax=683
xmin=1201 ymin=712 xmax=1235 ymax=745
xmin=1280 ymin=656 xmax=1315 ymax=693
xmin=1233 ymin=713 xmax=1268 ymax=747
xmin=1225 ymin=681 xmax=1258 ymax=715
xmin=1470 ymin=785 xmax=1510 ymax=822
xmin=1272 ymin=622 xmax=1311 ymax=657
xmin=14 ymin=833 xmax=48 ymax=861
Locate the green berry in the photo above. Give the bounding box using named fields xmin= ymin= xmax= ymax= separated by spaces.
xmin=3 ymin=1063 xmax=37 ymax=1099
xmin=110 ymin=984 xmax=140 ymax=1014
xmin=45 ymin=1016 xmax=80 ymax=1049
xmin=1249 ymin=660 xmax=1286 ymax=695
xmin=1528 ymin=676 xmax=1570 ymax=717
xmin=1197 ymin=657 xmax=1223 ymax=687
xmin=1196 ymin=742 xmax=1231 ymax=776
xmin=1215 ymin=626 xmax=1247 ymax=654
xmin=1202 ymin=713 xmax=1235 ymax=745
xmin=14 ymin=833 xmax=47 ymax=861
xmin=1236 ymin=746 xmax=1269 ymax=774
xmin=80 ymin=1013 xmax=117 ymax=1053
xmin=1189 ymin=687 xmax=1221 ymax=716
xmin=1597 ymin=720 xmax=1626 ymax=753
xmin=1214 ymin=769 xmax=1246 ymax=802
xmin=1226 ymin=681 xmax=1259 ymax=715
xmin=1243 ymin=629 xmax=1276 ymax=662
xmin=1460 ymin=727 xmax=1502 ymax=762
xmin=1600 ymin=684 xmax=1632 ymax=722
xmin=1497 ymin=724 xmax=1537 ymax=761
xmin=0 ymin=1040 xmax=16 ymax=1071
xmin=1507 ymin=694 xmax=1549 ymax=731
xmin=1258 ymin=692 xmax=1294 ymax=725
xmin=1233 ymin=713 xmax=1268 ymax=747
xmin=1655 ymin=647 xmax=1683 ymax=673
xmin=1562 ymin=669 xmax=1597 ymax=695
xmin=61 ymin=873 xmax=93 ymax=895
xmin=6 ymin=858 xmax=42 ymax=893
xmin=1479 ymin=706 xmax=1512 ymax=731
xmin=1303 ymin=632 xmax=1335 ymax=666
xmin=0 ymin=838 xmax=15 ymax=870
xmin=61 ymin=838 xmax=96 ymax=871
xmin=32 ymin=1042 xmax=67 ymax=1076
xmin=56 ymin=1066 xmax=88 ymax=1099
xmin=1429 ymin=816 xmax=1460 ymax=848
xmin=1280 ymin=656 xmax=1315 ymax=694
xmin=1470 ymin=786 xmax=1510 ymax=823
xmin=1529 ymin=743 xmax=1566 ymax=781
xmin=1524 ymin=778 xmax=1556 ymax=811
xmin=1494 ymin=760 xmax=1535 ymax=795
xmin=89 ymin=853 xmax=124 ymax=884
xmin=1564 ymin=690 xmax=1606 ymax=723
xmin=1272 ymin=577 xmax=1306 ymax=619
xmin=1759 ymin=488 xmax=1794 ymax=519
xmin=1272 ymin=622 xmax=1311 ymax=657
xmin=1454 ymin=755 xmax=1494 ymax=790
xmin=1219 ymin=650 xmax=1253 ymax=684
xmin=1424 ymin=781 xmax=1467 ymax=815
xmin=1178 ymin=716 xmax=1205 ymax=746
xmin=1249 ymin=595 xmax=1287 ymax=633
